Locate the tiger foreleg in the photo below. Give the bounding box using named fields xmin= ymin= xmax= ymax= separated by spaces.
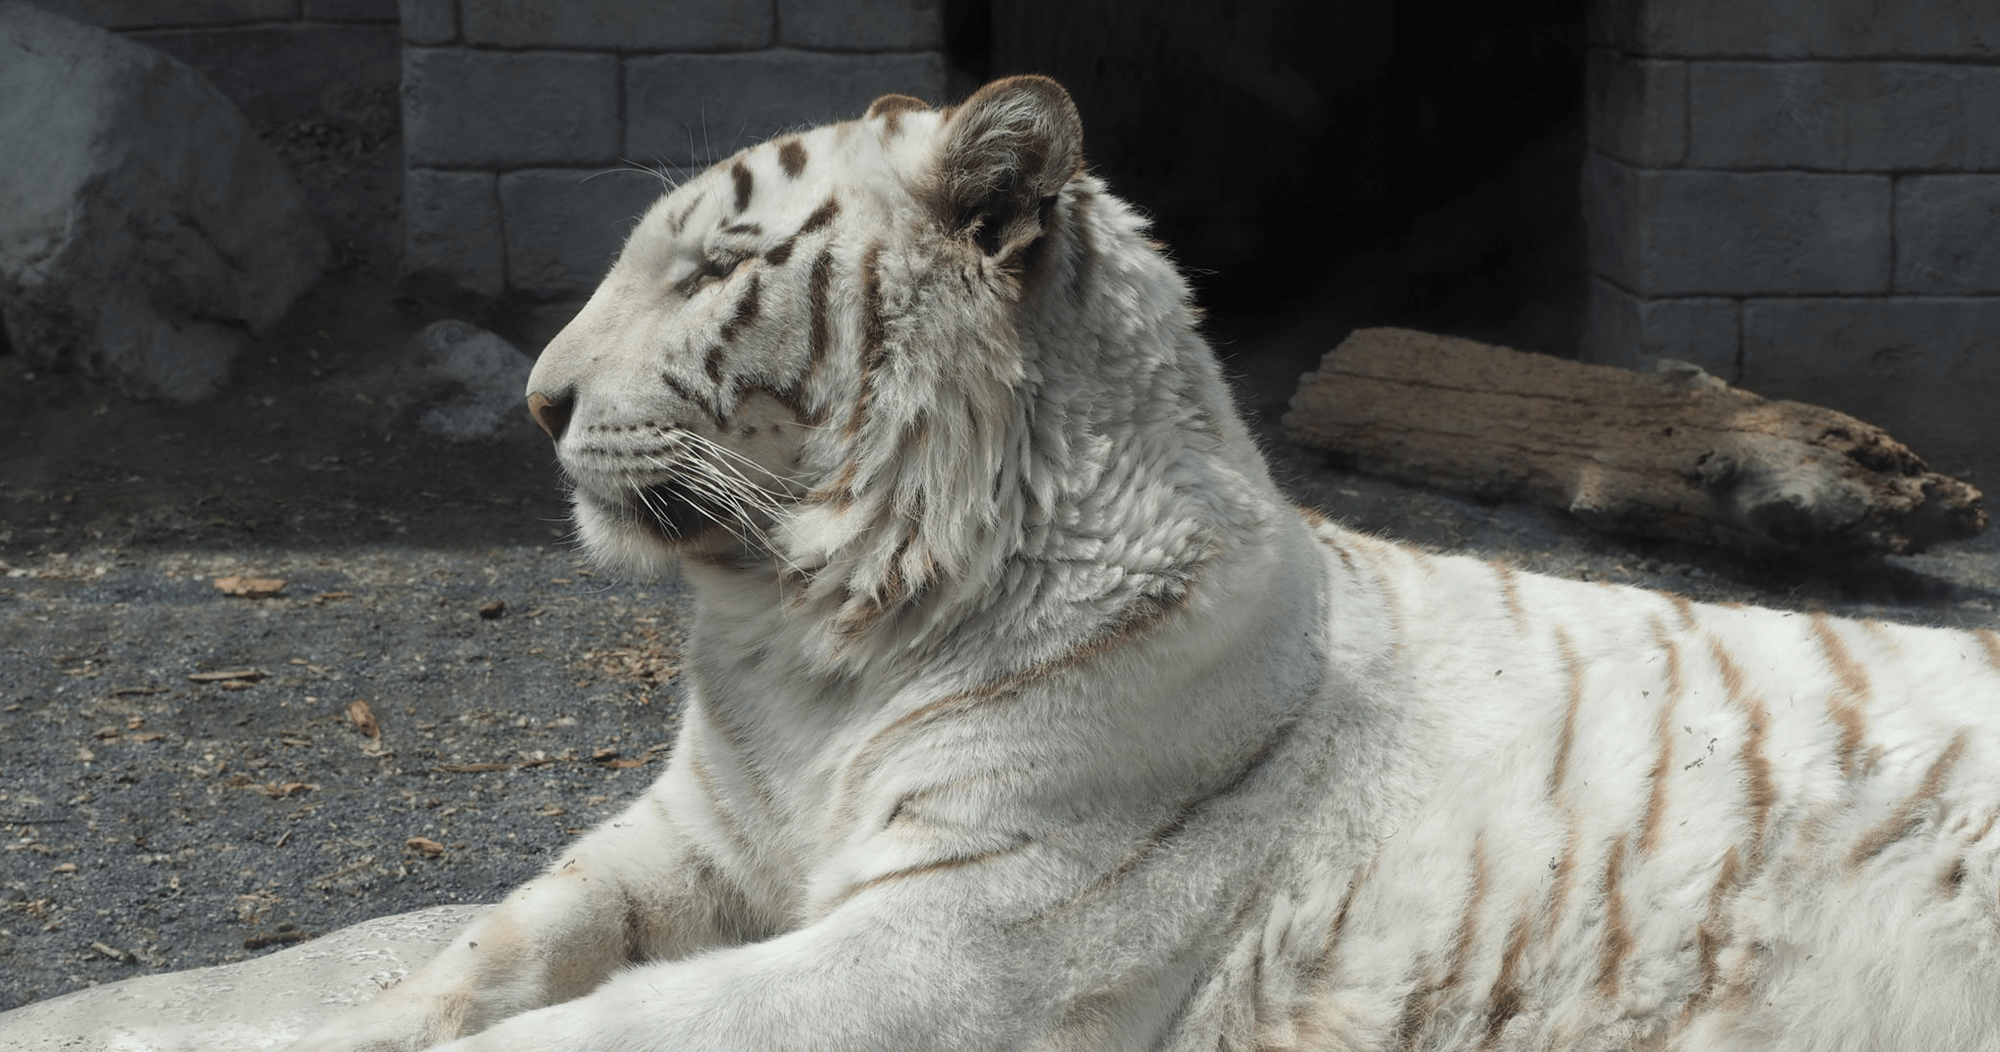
xmin=285 ymin=790 xmax=726 ymax=1052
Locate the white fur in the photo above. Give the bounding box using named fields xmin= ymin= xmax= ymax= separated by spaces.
xmin=287 ymin=78 xmax=2000 ymax=1052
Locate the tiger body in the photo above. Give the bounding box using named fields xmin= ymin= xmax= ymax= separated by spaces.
xmin=287 ymin=78 xmax=2000 ymax=1052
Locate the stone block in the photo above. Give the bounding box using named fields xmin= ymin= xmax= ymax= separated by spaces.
xmin=303 ymin=0 xmax=397 ymax=20
xmin=404 ymin=168 xmax=504 ymax=295
xmin=500 ymin=168 xmax=669 ymax=297
xmin=779 ymin=0 xmax=942 ymax=50
xmin=1896 ymin=176 xmax=2000 ymax=295
xmin=1582 ymin=279 xmax=1740 ymax=378
xmin=1583 ymin=153 xmax=1891 ymax=296
xmin=461 ymin=0 xmax=771 ymax=50
xmin=1592 ymin=0 xmax=2000 ymax=59
xmin=0 ymin=2 xmax=327 ymax=402
xmin=134 ymin=23 xmax=399 ymax=126
xmin=25 ymin=0 xmax=297 ymax=28
xmin=1689 ymin=62 xmax=2000 ymax=171
xmin=1740 ymin=296 xmax=2000 ymax=418
xmin=399 ymin=0 xmax=455 ymax=43
xmin=1585 ymin=49 xmax=1686 ymax=167
xmin=403 ymin=47 xmax=619 ymax=167
xmin=626 ymin=51 xmax=948 ymax=167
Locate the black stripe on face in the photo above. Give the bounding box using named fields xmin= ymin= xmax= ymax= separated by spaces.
xmin=731 ymin=160 xmax=754 ymax=213
xmin=718 ymin=273 xmax=762 ymax=344
xmin=798 ymin=197 xmax=841 ymax=236
xmin=778 ymin=139 xmax=807 ymax=179
xmin=807 ymin=249 xmax=833 ymax=372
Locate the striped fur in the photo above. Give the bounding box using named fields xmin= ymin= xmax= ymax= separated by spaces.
xmin=287 ymin=77 xmax=2000 ymax=1052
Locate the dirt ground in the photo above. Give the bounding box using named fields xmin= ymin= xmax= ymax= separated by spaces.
xmin=5 ymin=105 xmax=2000 ymax=1011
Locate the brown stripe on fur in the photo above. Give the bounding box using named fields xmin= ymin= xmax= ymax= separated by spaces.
xmin=1544 ymin=809 xmax=1582 ymax=938
xmin=1549 ymin=628 xmax=1584 ymax=796
xmin=723 ymin=221 xmax=761 ymax=235
xmin=1481 ymin=913 xmax=1532 ymax=1049
xmin=1440 ymin=838 xmax=1491 ymax=994
xmin=841 ymin=579 xmax=1204 ymax=816
xmin=668 ymin=198 xmax=699 ymax=235
xmin=693 ymin=698 xmax=779 ymax=817
xmin=1849 ymin=729 xmax=1970 ymax=868
xmin=1596 ymin=836 xmax=1633 ymax=997
xmin=1315 ymin=864 xmax=1372 ymax=978
xmin=1678 ymin=846 xmax=1744 ymax=1025
xmin=806 ymin=459 xmax=859 ymax=510
xmin=1493 ymin=561 xmax=1527 ymax=634
xmin=702 ymin=344 xmax=726 ymax=384
xmin=1940 ymin=856 xmax=1969 ymax=896
xmin=777 ymin=138 xmax=807 ymax=179
xmin=684 ymin=748 xmax=763 ymax=867
xmin=1810 ymin=614 xmax=1873 ymax=778
xmin=718 ymin=272 xmax=762 ymax=343
xmin=824 ymin=836 xmax=1033 ymax=910
xmin=1968 ymin=810 xmax=1999 ymax=845
xmin=1978 ymin=629 xmax=2000 ymax=673
xmin=843 ymin=241 xmax=887 ymax=439
xmin=730 ymin=160 xmax=753 ymax=213
xmin=1670 ymin=593 xmax=1698 ymax=632
xmin=764 ymin=237 xmax=796 ymax=267
xmin=1708 ymin=638 xmax=1777 ymax=853
xmin=1639 ymin=624 xmax=1684 ymax=855
xmin=797 ymin=197 xmax=841 ymax=237
xmin=1294 ymin=504 xmax=1328 ymax=526
xmin=1040 ymin=717 xmax=1306 ymax=921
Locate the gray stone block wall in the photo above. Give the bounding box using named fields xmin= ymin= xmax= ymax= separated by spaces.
xmin=401 ymin=0 xmax=947 ymax=300
xmin=1584 ymin=0 xmax=2000 ymax=426
xmin=29 ymin=0 xmax=400 ymax=125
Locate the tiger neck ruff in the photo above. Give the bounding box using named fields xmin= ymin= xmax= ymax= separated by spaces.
xmin=290 ymin=76 xmax=2000 ymax=1052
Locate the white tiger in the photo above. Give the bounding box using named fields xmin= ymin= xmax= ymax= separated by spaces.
xmin=289 ymin=76 xmax=2000 ymax=1052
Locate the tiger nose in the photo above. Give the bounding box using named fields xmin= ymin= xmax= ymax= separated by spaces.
xmin=527 ymin=389 xmax=575 ymax=440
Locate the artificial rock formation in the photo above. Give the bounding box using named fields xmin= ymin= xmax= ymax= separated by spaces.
xmin=0 ymin=2 xmax=327 ymax=401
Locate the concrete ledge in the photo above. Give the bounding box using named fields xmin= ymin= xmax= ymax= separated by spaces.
xmin=1689 ymin=62 xmax=2000 ymax=171
xmin=0 ymin=904 xmax=483 ymax=1052
xmin=405 ymin=168 xmax=505 ymax=295
xmin=1591 ymin=0 xmax=2000 ymax=59
xmin=778 ymin=0 xmax=942 ymax=51
xmin=1583 ymin=154 xmax=1891 ymax=296
xmin=132 ymin=23 xmax=400 ymax=126
xmin=1896 ymin=176 xmax=2000 ymax=295
xmin=398 ymin=0 xmax=455 ymax=44
xmin=25 ymin=0 xmax=299 ymax=29
xmin=1586 ymin=49 xmax=1687 ymax=168
xmin=461 ymin=0 xmax=773 ymax=50
xmin=1582 ymin=278 xmax=1740 ymax=378
xmin=501 ymin=167 xmax=668 ymax=297
xmin=625 ymin=50 xmax=947 ymax=166
xmin=403 ymin=47 xmax=620 ymax=167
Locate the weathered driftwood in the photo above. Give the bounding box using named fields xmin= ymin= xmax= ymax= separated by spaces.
xmin=1282 ymin=327 xmax=1987 ymax=558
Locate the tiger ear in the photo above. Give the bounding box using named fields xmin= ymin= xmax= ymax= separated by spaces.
xmin=924 ymin=75 xmax=1083 ymax=261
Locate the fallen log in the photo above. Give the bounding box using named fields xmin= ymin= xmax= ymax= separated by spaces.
xmin=1282 ymin=327 xmax=1987 ymax=558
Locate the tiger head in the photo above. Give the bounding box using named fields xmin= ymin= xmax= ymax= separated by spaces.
xmin=527 ymin=76 xmax=1218 ymax=648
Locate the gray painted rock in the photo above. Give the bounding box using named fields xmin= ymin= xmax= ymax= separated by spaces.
xmin=413 ymin=319 xmax=537 ymax=442
xmin=0 ymin=904 xmax=482 ymax=1052
xmin=0 ymin=2 xmax=328 ymax=402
